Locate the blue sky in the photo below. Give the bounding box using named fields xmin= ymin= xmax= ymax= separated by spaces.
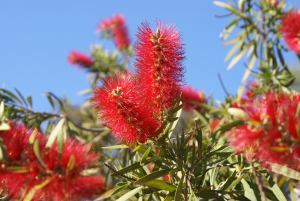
xmin=0 ymin=1 xmax=298 ymax=111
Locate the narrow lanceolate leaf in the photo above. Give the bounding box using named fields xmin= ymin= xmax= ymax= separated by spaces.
xmin=135 ymin=169 xmax=171 ymax=184
xmin=227 ymin=48 xmax=247 ymax=70
xmin=0 ymin=146 xmax=3 ymax=161
xmin=228 ymin=108 xmax=248 ymax=119
xmin=115 ymin=186 xmax=143 ymax=201
xmin=213 ymin=1 xmax=239 ymax=15
xmin=46 ymin=118 xmax=65 ymax=148
xmin=270 ymin=183 xmax=287 ymax=201
xmin=242 ymin=55 xmax=256 ymax=83
xmin=241 ymin=179 xmax=258 ymax=201
xmin=29 ymin=129 xmax=39 ymax=144
xmin=225 ymin=40 xmax=242 ymax=62
xmin=33 ymin=140 xmax=46 ymax=167
xmin=94 ymin=184 xmax=129 ymax=201
xmin=23 ymin=178 xmax=53 ymax=201
xmin=101 ymin=144 xmax=129 ymax=150
xmin=0 ymin=101 xmax=4 ymax=118
xmin=169 ymin=107 xmax=183 ymax=138
xmin=0 ymin=122 xmax=10 ymax=131
xmin=188 ymin=185 xmax=199 ymax=201
xmin=144 ymin=180 xmax=176 ymax=192
xmin=140 ymin=146 xmax=151 ymax=164
xmin=112 ymin=160 xmax=152 ymax=176
xmin=270 ymin=163 xmax=300 ymax=181
xmin=174 ymin=175 xmax=184 ymax=201
xmin=216 ymin=120 xmax=244 ymax=134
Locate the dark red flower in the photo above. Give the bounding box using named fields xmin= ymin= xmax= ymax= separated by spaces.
xmin=0 ymin=122 xmax=105 ymax=201
xmin=135 ymin=23 xmax=184 ymax=115
xmin=94 ymin=73 xmax=160 ymax=144
xmin=68 ymin=51 xmax=94 ymax=68
xmin=281 ymin=11 xmax=300 ymax=54
xmin=98 ymin=14 xmax=130 ymax=49
xmin=181 ymin=86 xmax=206 ymax=111
xmin=228 ymin=91 xmax=300 ymax=171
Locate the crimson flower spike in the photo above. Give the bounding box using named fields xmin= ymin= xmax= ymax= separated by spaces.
xmin=68 ymin=51 xmax=94 ymax=68
xmin=135 ymin=23 xmax=184 ymax=118
xmin=228 ymin=91 xmax=300 ymax=171
xmin=98 ymin=14 xmax=130 ymax=49
xmin=281 ymin=11 xmax=300 ymax=54
xmin=0 ymin=122 xmax=105 ymax=201
xmin=94 ymin=73 xmax=160 ymax=144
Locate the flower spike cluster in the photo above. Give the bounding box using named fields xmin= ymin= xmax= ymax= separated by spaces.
xmin=68 ymin=51 xmax=94 ymax=68
xmin=98 ymin=14 xmax=130 ymax=49
xmin=94 ymin=74 xmax=160 ymax=144
xmin=94 ymin=23 xmax=184 ymax=144
xmin=136 ymin=23 xmax=184 ymax=113
xmin=0 ymin=122 xmax=105 ymax=201
xmin=281 ymin=11 xmax=300 ymax=54
xmin=228 ymin=91 xmax=300 ymax=171
xmin=181 ymin=86 xmax=206 ymax=111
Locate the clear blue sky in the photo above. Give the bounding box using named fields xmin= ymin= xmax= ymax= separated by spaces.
xmin=1 ymin=0 xmax=295 ymax=111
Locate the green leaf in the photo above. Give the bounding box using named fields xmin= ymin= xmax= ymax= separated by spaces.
xmin=228 ymin=108 xmax=248 ymax=119
xmin=29 ymin=129 xmax=38 ymax=144
xmin=135 ymin=169 xmax=170 ymax=184
xmin=15 ymin=88 xmax=28 ymax=106
xmin=227 ymin=48 xmax=247 ymax=70
xmin=188 ymin=185 xmax=199 ymax=201
xmin=169 ymin=107 xmax=183 ymax=138
xmin=116 ymin=186 xmax=143 ymax=201
xmin=225 ymin=40 xmax=242 ymax=62
xmin=94 ymin=184 xmax=129 ymax=201
xmin=0 ymin=146 xmax=3 ymax=161
xmin=23 ymin=178 xmax=52 ymax=201
xmin=213 ymin=1 xmax=240 ymax=16
xmin=66 ymin=155 xmax=76 ymax=174
xmin=33 ymin=140 xmax=46 ymax=167
xmin=0 ymin=101 xmax=4 ymax=118
xmin=0 ymin=122 xmax=10 ymax=131
xmin=46 ymin=118 xmax=65 ymax=148
xmin=164 ymin=195 xmax=174 ymax=201
xmin=140 ymin=146 xmax=151 ymax=164
xmin=27 ymin=96 xmax=33 ymax=108
xmin=270 ymin=163 xmax=300 ymax=180
xmin=215 ymin=120 xmax=244 ymax=134
xmin=220 ymin=171 xmax=237 ymax=191
xmin=242 ymin=55 xmax=256 ymax=83
xmin=112 ymin=160 xmax=151 ymax=176
xmin=145 ymin=180 xmax=176 ymax=192
xmin=270 ymin=183 xmax=287 ymax=201
xmin=174 ymin=175 xmax=184 ymax=201
xmin=101 ymin=144 xmax=129 ymax=150
xmin=241 ymin=179 xmax=258 ymax=201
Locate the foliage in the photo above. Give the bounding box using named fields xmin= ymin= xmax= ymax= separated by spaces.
xmin=1 ymin=2 xmax=300 ymax=201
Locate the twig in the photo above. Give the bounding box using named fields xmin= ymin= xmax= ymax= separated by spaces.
xmin=252 ymin=165 xmax=267 ymax=201
xmin=104 ymin=163 xmax=135 ymax=182
xmin=217 ymin=73 xmax=230 ymax=96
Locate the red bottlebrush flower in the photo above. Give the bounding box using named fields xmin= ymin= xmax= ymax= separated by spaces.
xmin=209 ymin=118 xmax=221 ymax=133
xmin=98 ymin=14 xmax=130 ymax=49
xmin=163 ymin=174 xmax=171 ymax=182
xmin=228 ymin=91 xmax=300 ymax=171
xmin=281 ymin=11 xmax=300 ymax=54
xmin=68 ymin=51 xmax=94 ymax=68
xmin=0 ymin=122 xmax=105 ymax=201
xmin=94 ymin=73 xmax=160 ymax=144
xmin=181 ymin=86 xmax=206 ymax=111
xmin=135 ymin=23 xmax=184 ymax=115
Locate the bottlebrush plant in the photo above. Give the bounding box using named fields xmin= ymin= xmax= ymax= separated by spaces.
xmin=2 ymin=0 xmax=300 ymax=200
